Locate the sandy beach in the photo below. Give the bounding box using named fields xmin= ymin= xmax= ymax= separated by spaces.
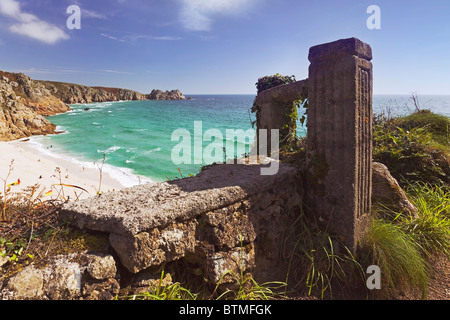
xmin=0 ymin=138 xmax=129 ymax=200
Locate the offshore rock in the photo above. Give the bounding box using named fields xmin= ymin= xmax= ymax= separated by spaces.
xmin=148 ymin=89 xmax=185 ymax=100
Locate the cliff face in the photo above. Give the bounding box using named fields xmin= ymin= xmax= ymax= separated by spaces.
xmin=37 ymin=82 xmax=185 ymax=104
xmin=0 ymin=75 xmax=57 ymax=141
xmin=38 ymin=82 xmax=148 ymax=105
xmin=0 ymin=70 xmax=186 ymax=142
xmin=0 ymin=72 xmax=71 ymax=116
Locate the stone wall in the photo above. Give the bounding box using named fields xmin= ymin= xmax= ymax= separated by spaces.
xmin=61 ymin=158 xmax=303 ymax=285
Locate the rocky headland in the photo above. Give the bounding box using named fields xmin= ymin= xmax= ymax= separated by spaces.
xmin=0 ymin=70 xmax=185 ymax=141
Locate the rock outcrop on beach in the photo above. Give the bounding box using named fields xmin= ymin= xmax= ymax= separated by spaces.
xmin=0 ymin=69 xmax=186 ymax=141
xmin=0 ymin=74 xmax=58 ymax=141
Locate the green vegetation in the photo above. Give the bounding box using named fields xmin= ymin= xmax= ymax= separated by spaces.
xmin=373 ymin=109 xmax=449 ymax=188
xmin=255 ymin=73 xmax=297 ymax=95
xmin=126 ymin=270 xmax=198 ymax=301
xmin=251 ymin=74 xmax=308 ymax=152
xmin=360 ymin=106 xmax=450 ymax=299
xmin=283 ymin=208 xmax=364 ymax=299
xmin=360 ymin=219 xmax=430 ymax=298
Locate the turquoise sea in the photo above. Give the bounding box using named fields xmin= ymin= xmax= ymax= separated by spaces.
xmin=30 ymin=94 xmax=450 ymax=186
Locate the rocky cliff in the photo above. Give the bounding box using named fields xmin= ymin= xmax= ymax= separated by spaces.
xmin=38 ymin=81 xmax=148 ymax=104
xmin=37 ymin=81 xmax=185 ymax=104
xmin=0 ymin=70 xmax=185 ymax=141
xmin=0 ymin=72 xmax=71 ymax=116
xmin=0 ymin=74 xmax=62 ymax=141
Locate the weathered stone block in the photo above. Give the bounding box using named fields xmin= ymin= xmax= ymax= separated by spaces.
xmin=198 ymin=202 xmax=257 ymax=250
xmin=205 ymin=244 xmax=256 ymax=284
xmin=109 ymin=221 xmax=197 ymax=273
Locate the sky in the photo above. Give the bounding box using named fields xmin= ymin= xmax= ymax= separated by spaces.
xmin=0 ymin=0 xmax=449 ymax=95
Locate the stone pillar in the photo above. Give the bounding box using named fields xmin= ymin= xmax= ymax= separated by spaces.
xmin=306 ymin=38 xmax=373 ymax=252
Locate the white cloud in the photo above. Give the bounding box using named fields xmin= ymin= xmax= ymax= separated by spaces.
xmin=100 ymin=30 xmax=182 ymax=42
xmin=101 ymin=69 xmax=133 ymax=75
xmin=179 ymin=0 xmax=256 ymax=31
xmin=82 ymin=9 xmax=106 ymax=20
xmin=0 ymin=0 xmax=69 ymax=44
xmin=100 ymin=33 xmax=125 ymax=42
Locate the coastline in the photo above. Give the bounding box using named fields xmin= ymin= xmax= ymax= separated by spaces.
xmin=0 ymin=138 xmax=132 ymax=200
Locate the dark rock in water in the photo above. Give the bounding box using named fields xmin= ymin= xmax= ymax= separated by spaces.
xmin=147 ymin=89 xmax=185 ymax=100
xmin=84 ymin=108 xmax=91 ymax=111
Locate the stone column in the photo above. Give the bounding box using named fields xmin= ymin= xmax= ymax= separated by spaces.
xmin=306 ymin=38 xmax=373 ymax=253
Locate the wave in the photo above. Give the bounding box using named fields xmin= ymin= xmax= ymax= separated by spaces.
xmin=26 ymin=138 xmax=152 ymax=188
xmin=143 ymin=147 xmax=161 ymax=155
xmin=98 ymin=145 xmax=122 ymax=154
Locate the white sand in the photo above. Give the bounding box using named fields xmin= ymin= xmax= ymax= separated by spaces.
xmin=0 ymin=139 xmax=129 ymax=200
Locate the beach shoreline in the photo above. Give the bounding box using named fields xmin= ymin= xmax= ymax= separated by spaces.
xmin=0 ymin=138 xmax=131 ymax=200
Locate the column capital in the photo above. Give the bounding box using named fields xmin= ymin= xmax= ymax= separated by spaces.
xmin=309 ymin=38 xmax=372 ymax=63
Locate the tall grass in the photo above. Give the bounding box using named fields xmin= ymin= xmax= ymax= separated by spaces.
xmin=361 ymin=182 xmax=450 ymax=299
xmin=284 ymin=208 xmax=364 ymax=299
xmin=400 ymin=182 xmax=450 ymax=258
xmin=361 ymin=219 xmax=429 ymax=299
xmin=214 ymin=270 xmax=288 ymax=300
xmin=126 ymin=269 xmax=198 ymax=301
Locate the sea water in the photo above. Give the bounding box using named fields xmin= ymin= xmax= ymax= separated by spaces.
xmin=32 ymin=94 xmax=449 ymax=186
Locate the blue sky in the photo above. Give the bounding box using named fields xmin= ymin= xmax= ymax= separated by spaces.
xmin=0 ymin=0 xmax=449 ymax=95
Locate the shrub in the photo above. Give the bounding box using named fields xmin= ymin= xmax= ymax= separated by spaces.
xmin=255 ymin=73 xmax=296 ymax=95
xmin=373 ymin=111 xmax=450 ymax=188
xmin=394 ymin=110 xmax=450 ymax=147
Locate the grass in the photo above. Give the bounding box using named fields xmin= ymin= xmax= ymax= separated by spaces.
xmin=283 ymin=207 xmax=365 ymax=299
xmin=401 ymin=183 xmax=450 ymax=258
xmin=0 ymin=164 xmax=107 ymax=281
xmin=125 ymin=269 xmax=198 ymax=301
xmin=373 ymin=109 xmax=449 ymax=188
xmin=360 ymin=219 xmax=430 ymax=299
xmin=359 ymin=181 xmax=450 ymax=299
xmin=213 ymin=270 xmax=288 ymax=300
xmin=361 ymin=106 xmax=450 ymax=299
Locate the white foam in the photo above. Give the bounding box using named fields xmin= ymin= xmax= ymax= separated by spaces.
xmin=98 ymin=145 xmax=122 ymax=154
xmin=143 ymin=147 xmax=161 ymax=155
xmin=25 ymin=137 xmax=153 ymax=188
